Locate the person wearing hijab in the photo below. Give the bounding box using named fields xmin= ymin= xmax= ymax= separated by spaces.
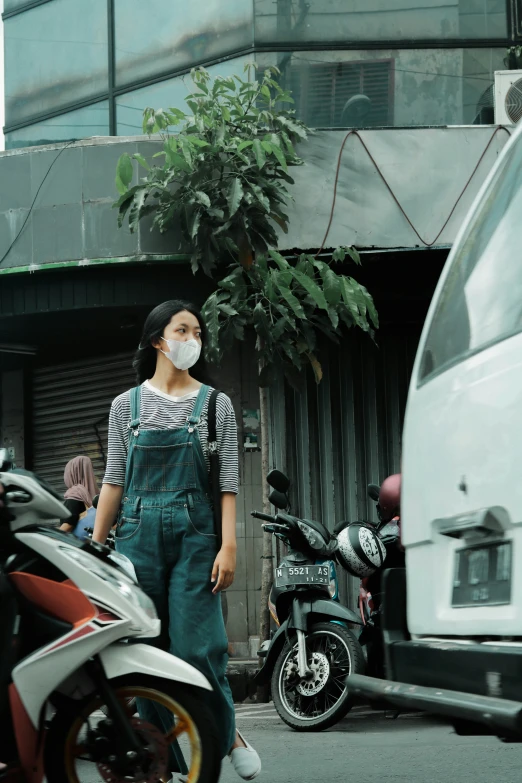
xmin=60 ymin=455 xmax=99 ymax=538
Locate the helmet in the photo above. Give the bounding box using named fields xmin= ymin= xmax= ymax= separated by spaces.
xmin=336 ymin=523 xmax=386 ymax=577
xmin=378 ymin=474 xmax=401 ymax=523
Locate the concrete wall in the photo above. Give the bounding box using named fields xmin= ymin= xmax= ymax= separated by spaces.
xmin=0 ymin=127 xmax=509 ymax=273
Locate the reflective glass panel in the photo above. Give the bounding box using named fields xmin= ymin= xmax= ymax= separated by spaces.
xmin=116 ymin=58 xmax=250 ymax=135
xmin=5 ymin=102 xmax=110 ymax=149
xmin=114 ymin=0 xmax=254 ymax=87
xmin=419 ymin=137 xmax=522 ymax=382
xmin=254 ymin=0 xmax=508 ymax=43
xmin=255 ymin=48 xmax=505 ymax=127
xmin=4 ymin=0 xmax=108 ymax=125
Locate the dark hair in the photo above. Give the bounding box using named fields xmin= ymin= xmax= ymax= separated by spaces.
xmin=133 ymin=300 xmax=212 ymax=385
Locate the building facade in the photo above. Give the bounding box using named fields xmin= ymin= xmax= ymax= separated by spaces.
xmin=1 ymin=0 xmax=519 ymax=652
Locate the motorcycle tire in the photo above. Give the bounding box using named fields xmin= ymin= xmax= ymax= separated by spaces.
xmin=44 ymin=675 xmax=221 ymax=783
xmin=271 ymin=621 xmax=365 ymax=732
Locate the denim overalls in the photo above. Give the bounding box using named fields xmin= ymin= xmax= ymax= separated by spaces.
xmin=115 ymin=384 xmax=236 ymax=773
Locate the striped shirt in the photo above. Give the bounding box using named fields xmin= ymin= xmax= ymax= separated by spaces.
xmin=103 ymin=381 xmax=239 ymax=494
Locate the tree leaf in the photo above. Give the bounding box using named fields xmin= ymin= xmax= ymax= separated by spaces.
xmin=190 ymin=210 xmax=201 ymax=239
xmin=237 ymin=140 xmax=253 ymax=151
xmin=253 ymin=139 xmax=266 ymax=169
xmin=270 ymin=213 xmax=288 ymax=233
xmin=291 ymin=269 xmax=328 ymax=311
xmin=128 ymin=187 xmax=149 ymax=234
xmin=315 ymin=261 xmax=341 ymax=306
xmin=194 ymin=190 xmax=211 ymax=208
xmin=253 ymin=302 xmax=272 ymax=343
xmin=251 ymin=184 xmax=270 ymax=213
xmin=115 ymin=153 xmax=133 ymax=194
xmin=227 ymin=177 xmax=244 ymax=218
xmin=219 ymin=303 xmax=239 ymax=317
xmin=268 ymin=142 xmax=288 ymax=172
xmin=277 ymin=283 xmax=305 ymax=320
xmin=308 ymin=354 xmax=323 ymax=384
xmin=133 ymin=153 xmax=150 ymax=171
xmin=272 ymin=318 xmax=287 ymax=340
xmin=346 ymin=246 xmax=361 ymax=265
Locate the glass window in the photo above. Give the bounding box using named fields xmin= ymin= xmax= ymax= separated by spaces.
xmin=5 ymin=102 xmax=110 ymax=149
xmin=254 ymin=0 xmax=508 ymax=44
xmin=114 ymin=0 xmax=254 ymax=87
xmin=116 ymin=58 xmax=250 ymax=135
xmin=419 ymin=135 xmax=522 ymax=383
xmin=4 ymin=0 xmax=108 ymax=125
xmin=255 ymin=48 xmax=505 ymax=127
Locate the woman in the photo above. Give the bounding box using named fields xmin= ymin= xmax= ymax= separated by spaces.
xmin=93 ymin=300 xmax=261 ymax=782
xmin=60 ymin=455 xmax=98 ymax=539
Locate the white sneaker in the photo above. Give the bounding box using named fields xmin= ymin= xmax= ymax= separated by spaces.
xmin=229 ymin=730 xmax=262 ymax=780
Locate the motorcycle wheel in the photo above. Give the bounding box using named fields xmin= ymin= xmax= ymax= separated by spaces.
xmin=271 ymin=621 xmax=365 ymax=732
xmin=44 ymin=675 xmax=221 ymax=783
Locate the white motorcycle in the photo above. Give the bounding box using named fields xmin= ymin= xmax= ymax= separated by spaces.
xmin=0 ymin=450 xmax=220 ymax=783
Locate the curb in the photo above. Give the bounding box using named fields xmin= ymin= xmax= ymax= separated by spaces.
xmin=227 ymin=659 xmax=259 ymax=703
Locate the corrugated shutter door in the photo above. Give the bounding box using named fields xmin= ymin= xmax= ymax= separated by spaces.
xmin=32 ymin=353 xmax=136 ymax=491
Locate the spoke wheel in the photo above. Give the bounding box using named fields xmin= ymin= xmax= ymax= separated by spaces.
xmin=44 ymin=676 xmax=221 ymax=783
xmin=272 ymin=622 xmax=365 ymax=732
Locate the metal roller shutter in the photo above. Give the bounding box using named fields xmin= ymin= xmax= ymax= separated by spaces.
xmin=32 ymin=353 xmax=136 ymax=491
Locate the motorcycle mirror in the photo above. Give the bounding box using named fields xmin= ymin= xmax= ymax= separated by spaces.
xmin=269 ymin=489 xmax=288 ymax=510
xmin=267 ymin=469 xmax=290 ymax=494
xmin=367 ymin=484 xmax=380 ymax=502
xmin=92 ymin=494 xmax=100 ymax=509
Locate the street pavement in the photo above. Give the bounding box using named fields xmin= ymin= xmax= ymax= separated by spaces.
xmin=76 ymin=702 xmax=522 ymax=782
xmin=220 ymin=703 xmax=522 ymax=783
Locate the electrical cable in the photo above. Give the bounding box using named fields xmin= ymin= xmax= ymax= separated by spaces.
xmin=316 ymin=125 xmax=513 ymax=256
xmin=0 ymin=139 xmax=78 ymax=269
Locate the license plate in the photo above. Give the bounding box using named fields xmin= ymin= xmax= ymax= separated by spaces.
xmin=452 ymin=541 xmax=512 ymax=607
xmin=274 ymin=564 xmax=330 ymax=587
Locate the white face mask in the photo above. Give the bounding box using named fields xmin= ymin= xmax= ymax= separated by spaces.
xmin=160 ymin=337 xmax=201 ymax=371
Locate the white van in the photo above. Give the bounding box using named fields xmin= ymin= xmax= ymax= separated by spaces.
xmin=348 ymin=123 xmax=522 ymax=740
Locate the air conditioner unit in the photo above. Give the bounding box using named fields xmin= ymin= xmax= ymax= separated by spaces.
xmin=494 ymin=70 xmax=522 ymax=125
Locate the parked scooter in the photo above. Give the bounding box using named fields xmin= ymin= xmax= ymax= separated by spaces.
xmin=336 ymin=475 xmax=403 ymax=681
xmin=255 ymin=470 xmax=365 ymax=731
xmin=0 ymin=451 xmax=220 ymax=783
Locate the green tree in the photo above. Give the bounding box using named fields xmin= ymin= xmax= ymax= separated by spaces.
xmin=114 ymin=64 xmax=308 ymax=275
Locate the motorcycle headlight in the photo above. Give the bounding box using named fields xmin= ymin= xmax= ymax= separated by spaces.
xmin=297 ymin=522 xmax=323 ymax=550
xmin=59 ymin=547 xmax=157 ymax=620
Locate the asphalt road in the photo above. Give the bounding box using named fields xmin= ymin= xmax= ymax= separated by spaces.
xmin=221 ymin=703 xmax=522 ymax=783
xmin=75 ymin=702 xmax=522 ymax=782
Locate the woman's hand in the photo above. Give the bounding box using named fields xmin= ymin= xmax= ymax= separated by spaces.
xmin=211 ymin=544 xmax=236 ymax=594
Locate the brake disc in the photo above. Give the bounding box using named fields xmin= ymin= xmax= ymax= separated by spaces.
xmin=96 ymin=719 xmax=169 ymax=783
xmin=296 ymin=652 xmax=330 ymax=697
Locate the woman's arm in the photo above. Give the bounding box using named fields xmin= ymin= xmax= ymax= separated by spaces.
xmin=211 ymin=394 xmax=240 ymax=594
xmin=59 ymin=498 xmax=85 ymax=533
xmin=92 ymin=483 xmax=123 ymax=544
xmin=211 ymin=492 xmax=237 ymax=594
xmin=92 ymin=398 xmax=127 ymax=544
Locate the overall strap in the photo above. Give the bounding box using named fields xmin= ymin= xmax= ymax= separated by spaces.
xmin=128 ymin=385 xmax=141 ymax=436
xmin=187 ymin=384 xmax=210 ymax=432
xmin=123 ymin=386 xmax=141 ymax=496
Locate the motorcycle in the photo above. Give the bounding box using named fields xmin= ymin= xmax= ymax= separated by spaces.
xmin=254 ymin=470 xmax=364 ymax=732
xmin=354 ymin=479 xmax=404 ymax=681
xmin=0 ymin=450 xmax=220 ymax=783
